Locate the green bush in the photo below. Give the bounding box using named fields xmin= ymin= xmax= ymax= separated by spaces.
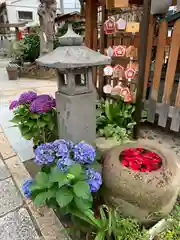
xmin=23 ymin=33 xmax=40 ymax=62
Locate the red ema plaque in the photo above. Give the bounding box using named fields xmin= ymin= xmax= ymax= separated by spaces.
xmin=104 ymin=17 xmax=116 ymax=35
xmin=114 ymin=45 xmax=126 ymax=57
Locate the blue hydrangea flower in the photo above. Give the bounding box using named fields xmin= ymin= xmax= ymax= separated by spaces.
xmin=73 ymin=141 xmax=96 ymax=164
xmin=86 ymin=168 xmax=102 ymax=192
xmin=57 ymin=157 xmax=75 ymax=172
xmin=53 ymin=139 xmax=74 ymax=159
xmin=34 ymin=142 xmax=55 ymax=165
xmin=22 ymin=179 xmax=34 ymax=198
xmin=18 ymin=91 xmax=37 ymax=105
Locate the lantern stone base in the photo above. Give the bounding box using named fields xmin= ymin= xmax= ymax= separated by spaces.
xmin=102 ymin=140 xmax=180 ymax=225
xmin=55 ymin=91 xmax=96 ymax=144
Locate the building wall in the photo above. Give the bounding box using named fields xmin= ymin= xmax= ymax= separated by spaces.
xmin=5 ymin=0 xmax=80 ymax=25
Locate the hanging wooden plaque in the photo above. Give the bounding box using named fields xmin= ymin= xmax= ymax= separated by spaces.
xmin=125 ymin=22 xmax=140 ymax=32
xmin=106 ymin=0 xmax=129 ymax=9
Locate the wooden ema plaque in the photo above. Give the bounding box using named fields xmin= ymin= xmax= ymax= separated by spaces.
xmin=106 ymin=0 xmax=144 ymax=9
xmin=106 ymin=0 xmax=129 ymax=9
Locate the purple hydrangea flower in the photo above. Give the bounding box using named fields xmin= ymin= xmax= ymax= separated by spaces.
xmin=19 ymin=91 xmax=37 ymax=105
xmin=53 ymin=139 xmax=74 ymax=159
xmin=34 ymin=142 xmax=55 ymax=165
xmin=57 ymin=157 xmax=75 ymax=172
xmin=86 ymin=168 xmax=102 ymax=192
xmin=30 ymin=94 xmax=55 ymax=113
xmin=73 ymin=141 xmax=96 ymax=164
xmin=9 ymin=100 xmax=18 ymax=110
xmin=22 ymin=179 xmax=34 ymax=198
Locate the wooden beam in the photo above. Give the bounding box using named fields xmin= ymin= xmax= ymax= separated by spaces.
xmin=85 ymin=0 xmax=97 ymax=49
xmin=134 ymin=0 xmax=152 ymax=139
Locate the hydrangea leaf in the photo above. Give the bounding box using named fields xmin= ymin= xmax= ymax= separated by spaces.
xmin=20 ymin=125 xmax=30 ymax=136
xmin=10 ymin=115 xmax=22 ymax=123
xmin=48 ymin=121 xmax=54 ymax=131
xmin=29 ymin=183 xmax=43 ymax=191
xmin=25 ymin=120 xmax=35 ymax=128
xmin=43 ymin=114 xmax=51 ymax=122
xmin=23 ymin=132 xmax=33 ymax=140
xmin=34 ymin=192 xmax=49 ymax=207
xmin=35 ymin=172 xmax=49 ymax=187
xmin=38 ymin=119 xmax=47 ymax=128
xmin=74 ymin=196 xmax=92 ymax=211
xmin=56 ymin=188 xmax=74 ymax=208
xmin=73 ymin=181 xmax=91 ymax=199
xmin=68 ymin=163 xmax=82 ymax=178
xmin=30 ymin=113 xmax=40 ymax=119
xmin=49 ymin=168 xmax=69 ymax=187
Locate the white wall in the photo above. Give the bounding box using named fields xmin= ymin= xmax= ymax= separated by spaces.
xmin=6 ymin=5 xmax=39 ymax=24
xmin=63 ymin=0 xmax=80 ymax=14
xmin=6 ymin=0 xmax=80 ymax=24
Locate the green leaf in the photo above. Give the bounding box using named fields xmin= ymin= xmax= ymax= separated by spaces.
xmin=73 ymin=181 xmax=91 ymax=199
xmin=105 ymin=100 xmax=113 ymax=122
xmin=20 ymin=125 xmax=30 ymax=135
xmin=48 ymin=121 xmax=54 ymax=131
xmin=74 ymin=197 xmax=92 ymax=211
xmin=35 ymin=172 xmax=49 ymax=187
xmin=23 ymin=132 xmax=33 ymax=140
xmin=10 ymin=115 xmax=22 ymax=123
xmin=30 ymin=113 xmax=40 ymax=119
xmin=95 ymin=231 xmax=106 ymax=240
xmin=38 ymin=119 xmax=47 ymax=128
xmin=46 ymin=189 xmax=56 ymax=200
xmin=25 ymin=120 xmax=35 ymax=128
xmin=34 ymin=192 xmax=48 ymax=207
xmin=43 ymin=114 xmax=50 ymax=121
xmin=68 ymin=164 xmax=82 ymax=178
xmin=49 ymin=168 xmax=68 ymax=187
xmin=29 ymin=183 xmax=43 ymax=191
xmin=56 ymin=188 xmax=74 ymax=208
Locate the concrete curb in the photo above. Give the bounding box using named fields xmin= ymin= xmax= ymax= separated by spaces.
xmin=0 ymin=129 xmax=70 ymax=240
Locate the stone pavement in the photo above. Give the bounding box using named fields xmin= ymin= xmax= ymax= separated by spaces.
xmin=0 ymin=66 xmax=56 ymax=162
xmin=0 ymin=141 xmax=40 ymax=239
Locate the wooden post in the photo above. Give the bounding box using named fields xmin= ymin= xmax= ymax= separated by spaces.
xmin=134 ymin=0 xmax=152 ymax=139
xmin=85 ymin=0 xmax=97 ymax=49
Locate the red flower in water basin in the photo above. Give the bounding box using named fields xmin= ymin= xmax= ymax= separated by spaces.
xmin=119 ymin=148 xmax=162 ymax=172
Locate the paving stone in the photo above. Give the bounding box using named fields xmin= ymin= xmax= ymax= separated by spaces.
xmin=5 ymin=156 xmax=70 ymax=240
xmin=0 ymin=208 xmax=40 ymax=240
xmin=0 ymin=178 xmax=23 ymax=216
xmin=0 ymin=158 xmax=10 ymax=180
xmin=4 ymin=156 xmax=32 ymax=197
xmin=0 ymin=133 xmax=16 ymax=159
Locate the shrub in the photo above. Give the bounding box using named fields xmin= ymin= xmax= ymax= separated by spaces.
xmin=9 ymin=91 xmax=57 ymax=146
xmin=22 ymin=140 xmax=102 ymax=217
xmin=96 ymin=98 xmax=136 ymax=142
xmin=22 ymin=33 xmax=40 ymax=62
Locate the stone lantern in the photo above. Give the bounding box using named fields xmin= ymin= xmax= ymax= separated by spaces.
xmin=36 ymin=23 xmax=111 ymax=144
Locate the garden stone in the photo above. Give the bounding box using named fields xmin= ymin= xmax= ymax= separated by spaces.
xmin=102 ymin=140 xmax=180 ymax=224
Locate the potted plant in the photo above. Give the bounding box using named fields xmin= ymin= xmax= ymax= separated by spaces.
xmin=7 ymin=40 xmax=25 ymax=80
xmin=9 ymin=91 xmax=58 ymax=147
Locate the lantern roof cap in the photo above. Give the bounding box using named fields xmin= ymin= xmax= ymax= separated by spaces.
xmin=36 ymin=46 xmax=111 ymax=70
xmin=36 ymin=22 xmax=111 ymax=69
